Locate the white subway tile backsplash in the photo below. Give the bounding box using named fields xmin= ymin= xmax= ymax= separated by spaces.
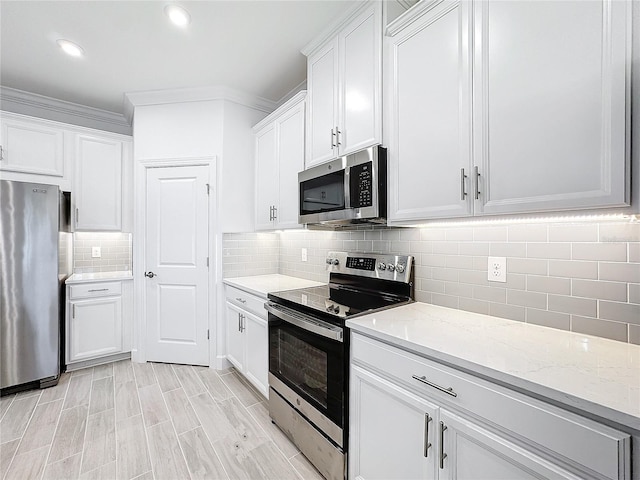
xmin=222 ymin=220 xmax=639 ymax=344
xmin=572 ymin=243 xmax=627 ymax=262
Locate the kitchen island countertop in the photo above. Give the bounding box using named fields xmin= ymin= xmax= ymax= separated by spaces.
xmin=223 ymin=274 xmax=324 ymax=299
xmin=347 ymin=301 xmax=640 ymax=431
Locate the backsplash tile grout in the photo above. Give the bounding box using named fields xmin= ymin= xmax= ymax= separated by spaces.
xmin=222 ymin=220 xmax=640 ymax=345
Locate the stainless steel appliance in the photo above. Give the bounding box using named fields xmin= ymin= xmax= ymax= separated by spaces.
xmin=267 ymin=251 xmax=414 ymax=480
xmin=298 ymin=146 xmax=387 ymax=227
xmin=1 ymin=180 xmax=67 ymax=392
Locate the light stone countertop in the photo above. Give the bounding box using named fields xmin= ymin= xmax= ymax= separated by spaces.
xmin=223 ymin=274 xmax=324 ymax=299
xmin=346 ymin=302 xmax=640 ymax=431
xmin=66 ymin=271 xmax=133 ymax=284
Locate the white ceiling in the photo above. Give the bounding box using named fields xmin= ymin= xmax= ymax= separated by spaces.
xmin=0 ymin=1 xmax=358 ymax=115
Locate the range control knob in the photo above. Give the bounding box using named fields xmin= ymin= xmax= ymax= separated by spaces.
xmin=332 ymin=259 xmax=339 ymax=266
xmin=378 ymin=262 xmax=386 ymax=270
xmin=387 ymin=264 xmax=396 ymax=272
xmin=333 ymin=305 xmax=340 ymax=314
xmin=396 ymin=263 xmax=405 ymax=273
xmin=326 ymin=258 xmax=333 ymax=265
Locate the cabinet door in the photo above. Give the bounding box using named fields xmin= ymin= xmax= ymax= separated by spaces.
xmin=226 ymin=302 xmax=245 ymax=371
xmin=306 ymin=40 xmax=339 ymax=167
xmin=473 ymin=0 xmax=630 ymax=215
xmin=243 ymin=310 xmax=268 ymax=398
xmin=439 ymin=409 xmax=580 ymax=480
xmin=350 ymin=365 xmax=437 ymax=480
xmin=254 ymin=124 xmax=278 ymax=231
xmin=338 ymin=4 xmax=382 ymax=156
xmin=75 ymin=134 xmax=123 ymax=230
xmin=0 ymin=116 xmax=64 ymax=177
xmin=68 ymin=296 xmax=123 ymax=363
xmin=387 ymin=1 xmax=473 ymax=223
xmin=275 ymin=101 xmax=305 ymax=229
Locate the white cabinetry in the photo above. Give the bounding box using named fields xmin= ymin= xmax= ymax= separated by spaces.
xmin=224 ymin=285 xmax=268 ymax=397
xmin=304 ymin=3 xmax=382 ymax=167
xmin=74 ymin=133 xmax=130 ymax=231
xmin=0 ymin=113 xmax=71 ymax=190
xmin=387 ymin=0 xmax=631 ymax=224
xmin=66 ymin=279 xmax=133 ymax=368
xmin=254 ymin=92 xmax=305 ymax=230
xmin=350 ymin=333 xmax=631 ymax=480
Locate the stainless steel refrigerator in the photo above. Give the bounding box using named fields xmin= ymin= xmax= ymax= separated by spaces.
xmin=1 ymin=179 xmax=68 ymax=391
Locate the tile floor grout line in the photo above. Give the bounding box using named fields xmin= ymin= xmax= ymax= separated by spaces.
xmin=131 ymin=361 xmax=157 ymax=480
xmin=2 ymin=391 xmax=44 ymax=480
xmin=77 ymin=370 xmax=96 ymax=477
xmin=39 ymin=396 xmax=68 ymax=480
xmin=157 ymin=365 xmax=194 ymax=480
xmin=111 ymin=364 xmax=118 ymax=480
xmin=0 ymin=394 xmax=16 ymax=423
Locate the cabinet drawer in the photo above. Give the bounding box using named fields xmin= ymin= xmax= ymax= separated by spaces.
xmin=351 ymin=333 xmax=630 ymax=480
xmin=225 ymin=285 xmax=266 ymax=318
xmin=69 ymin=282 xmax=121 ymax=299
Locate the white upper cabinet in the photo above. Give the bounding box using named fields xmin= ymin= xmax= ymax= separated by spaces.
xmin=0 ymin=113 xmax=72 ymax=190
xmin=74 ymin=133 xmax=127 ymax=231
xmin=254 ymin=92 xmax=305 ymax=231
xmin=305 ymin=2 xmax=382 ymax=168
xmin=386 ymin=0 xmax=631 ymax=224
xmin=473 ymin=0 xmax=630 ymax=215
xmin=387 ymin=0 xmax=473 ymax=223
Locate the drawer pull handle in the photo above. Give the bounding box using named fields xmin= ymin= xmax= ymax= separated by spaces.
xmin=439 ymin=421 xmax=448 ymax=469
xmin=235 ymin=297 xmax=246 ymax=304
xmin=423 ymin=413 xmax=432 ymax=457
xmin=88 ymin=288 xmax=109 ymax=293
xmin=412 ymin=375 xmax=457 ymax=398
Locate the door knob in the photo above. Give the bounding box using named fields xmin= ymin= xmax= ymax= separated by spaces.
xmin=144 ymin=271 xmax=157 ymax=278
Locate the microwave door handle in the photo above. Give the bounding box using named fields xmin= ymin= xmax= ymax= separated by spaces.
xmin=265 ymin=302 xmax=343 ymax=342
xmin=344 ymin=166 xmax=351 ymax=209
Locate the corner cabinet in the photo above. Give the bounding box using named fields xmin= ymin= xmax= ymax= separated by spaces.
xmin=386 ymin=0 xmax=631 ymax=224
xmin=254 ymin=92 xmax=305 ymax=231
xmin=74 ymin=133 xmax=132 ymax=231
xmin=66 ymin=278 xmax=133 ymax=369
xmin=224 ymin=285 xmax=268 ymax=397
xmin=350 ymin=333 xmax=631 ymax=480
xmin=304 ymin=2 xmax=382 ymax=168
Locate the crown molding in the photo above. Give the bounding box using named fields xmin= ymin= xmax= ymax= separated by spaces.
xmin=0 ymin=86 xmax=132 ymax=135
xmin=276 ymin=79 xmax=307 ymax=108
xmin=123 ymin=85 xmax=278 ymax=122
xmin=301 ymin=1 xmax=372 ymax=57
xmin=253 ymin=90 xmax=307 ymax=132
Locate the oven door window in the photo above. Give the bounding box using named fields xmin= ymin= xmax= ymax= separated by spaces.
xmin=300 ymin=170 xmax=345 ymax=215
xmin=269 ymin=315 xmax=344 ymax=427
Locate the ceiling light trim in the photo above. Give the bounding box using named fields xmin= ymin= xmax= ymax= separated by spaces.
xmin=56 ymin=39 xmax=85 ymax=57
xmin=164 ymin=4 xmax=191 ymax=27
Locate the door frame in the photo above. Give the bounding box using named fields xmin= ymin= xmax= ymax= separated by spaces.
xmin=133 ymin=156 xmax=217 ymax=366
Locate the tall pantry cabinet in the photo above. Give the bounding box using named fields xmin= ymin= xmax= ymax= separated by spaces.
xmin=387 ymin=0 xmax=631 ymax=224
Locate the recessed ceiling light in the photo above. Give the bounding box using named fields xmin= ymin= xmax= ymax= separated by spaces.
xmin=164 ymin=4 xmax=191 ymax=27
xmin=56 ymin=39 xmax=84 ymax=58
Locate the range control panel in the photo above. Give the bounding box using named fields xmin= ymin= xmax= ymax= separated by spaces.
xmin=325 ymin=251 xmax=413 ymax=283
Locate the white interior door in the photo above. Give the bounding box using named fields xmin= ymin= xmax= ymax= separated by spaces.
xmin=145 ymin=165 xmax=209 ymax=365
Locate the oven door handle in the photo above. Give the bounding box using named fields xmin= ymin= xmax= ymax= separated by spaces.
xmin=265 ymin=302 xmax=344 ymax=342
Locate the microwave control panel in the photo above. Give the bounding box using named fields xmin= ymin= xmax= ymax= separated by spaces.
xmin=350 ymin=162 xmax=373 ymax=208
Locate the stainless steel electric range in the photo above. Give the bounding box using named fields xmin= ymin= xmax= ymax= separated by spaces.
xmin=266 ymin=251 xmax=414 ymax=480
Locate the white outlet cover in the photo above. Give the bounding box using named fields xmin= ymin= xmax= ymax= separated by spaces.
xmin=92 ymin=246 xmax=101 ymax=258
xmin=301 ymin=248 xmax=308 ymax=262
xmin=487 ymin=256 xmax=506 ymax=283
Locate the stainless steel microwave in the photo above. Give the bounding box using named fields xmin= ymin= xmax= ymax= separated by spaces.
xmin=298 ymin=146 xmax=386 ymax=227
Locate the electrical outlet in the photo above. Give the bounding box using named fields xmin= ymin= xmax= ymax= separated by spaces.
xmin=301 ymin=248 xmax=308 ymax=262
xmin=487 ymin=256 xmax=506 ymax=283
xmin=91 ymin=246 xmax=101 ymax=258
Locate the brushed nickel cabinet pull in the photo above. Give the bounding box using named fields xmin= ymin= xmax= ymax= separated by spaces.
xmin=235 ymin=297 xmax=246 ymax=304
xmin=0 ymin=146 xmax=4 ymax=161
xmin=439 ymin=421 xmax=448 ymax=469
xmin=460 ymin=168 xmax=467 ymax=200
xmin=272 ymin=206 xmax=277 ymax=221
xmin=88 ymin=288 xmax=109 ymax=293
xmin=424 ymin=413 xmax=432 ymax=457
xmin=412 ymin=374 xmax=457 ymax=397
xmin=474 ymin=166 xmax=481 ymax=200
xmin=72 ymin=304 xmax=76 ymax=318
xmin=330 ymin=128 xmax=336 ymax=148
xmin=336 ymin=127 xmax=342 ymax=146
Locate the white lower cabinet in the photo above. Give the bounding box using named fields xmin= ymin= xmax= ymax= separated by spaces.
xmin=66 ymin=279 xmax=132 ymax=367
xmin=350 ymin=333 xmax=631 ymax=480
xmin=224 ymin=285 xmax=268 ymax=397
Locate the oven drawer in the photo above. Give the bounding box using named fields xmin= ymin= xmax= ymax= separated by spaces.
xmin=225 ymin=285 xmax=266 ymax=318
xmin=351 ymin=333 xmax=630 ymax=480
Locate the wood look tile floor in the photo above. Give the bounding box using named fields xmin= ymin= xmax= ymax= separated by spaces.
xmin=0 ymin=361 xmax=325 ymax=480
